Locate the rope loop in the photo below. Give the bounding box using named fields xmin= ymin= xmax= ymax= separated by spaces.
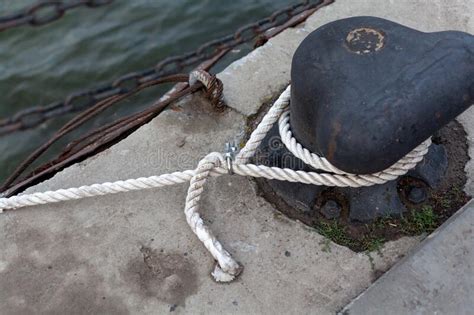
xmin=184 ymin=152 xmax=242 ymax=282
xmin=189 ymin=70 xmax=225 ymax=111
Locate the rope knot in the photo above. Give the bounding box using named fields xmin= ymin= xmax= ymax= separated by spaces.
xmin=197 ymin=152 xmax=226 ymax=172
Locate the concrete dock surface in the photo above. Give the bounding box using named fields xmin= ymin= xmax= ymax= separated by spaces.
xmin=1 ymin=0 xmax=473 ymax=314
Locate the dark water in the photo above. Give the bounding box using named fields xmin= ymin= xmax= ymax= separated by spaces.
xmin=0 ymin=0 xmax=291 ymax=183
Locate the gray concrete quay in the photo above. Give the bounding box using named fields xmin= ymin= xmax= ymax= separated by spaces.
xmin=1 ymin=0 xmax=473 ymax=314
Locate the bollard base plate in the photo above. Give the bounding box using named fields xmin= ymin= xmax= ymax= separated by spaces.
xmin=253 ymin=120 xmax=470 ymax=251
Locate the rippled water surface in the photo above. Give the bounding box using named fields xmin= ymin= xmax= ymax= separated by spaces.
xmin=0 ymin=0 xmax=291 ymax=183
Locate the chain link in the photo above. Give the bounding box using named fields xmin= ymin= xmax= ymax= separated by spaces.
xmin=0 ymin=0 xmax=331 ymax=136
xmin=0 ymin=0 xmax=113 ymax=31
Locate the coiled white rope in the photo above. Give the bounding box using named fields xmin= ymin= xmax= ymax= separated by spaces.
xmin=236 ymin=86 xmax=431 ymax=185
xmin=0 ymin=84 xmax=431 ymax=282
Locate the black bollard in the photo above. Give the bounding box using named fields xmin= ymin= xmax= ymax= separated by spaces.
xmin=291 ymin=16 xmax=473 ymax=174
xmin=256 ymin=16 xmax=473 ymax=223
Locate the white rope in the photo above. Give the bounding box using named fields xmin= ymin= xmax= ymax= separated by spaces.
xmin=0 ymin=84 xmax=431 ymax=282
xmin=184 ymin=152 xmax=242 ymax=282
xmin=237 ymin=85 xmax=431 ymax=180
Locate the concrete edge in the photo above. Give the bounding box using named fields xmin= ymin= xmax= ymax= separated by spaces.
xmin=339 ymin=199 xmax=474 ymax=314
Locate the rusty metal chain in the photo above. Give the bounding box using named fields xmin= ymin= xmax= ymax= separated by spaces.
xmin=0 ymin=0 xmax=113 ymax=32
xmin=0 ymin=0 xmax=331 ymax=136
xmin=1 ymin=0 xmax=335 ymax=195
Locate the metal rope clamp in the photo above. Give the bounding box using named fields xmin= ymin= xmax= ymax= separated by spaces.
xmin=255 ymin=16 xmax=473 ymax=224
xmin=225 ymin=142 xmax=238 ymax=175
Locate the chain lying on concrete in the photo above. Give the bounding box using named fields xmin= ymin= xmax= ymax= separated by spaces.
xmin=0 ymin=0 xmax=335 ymax=198
xmin=0 ymin=0 xmax=113 ymax=32
xmin=0 ymin=73 xmax=202 ymax=195
xmin=0 ymin=85 xmax=431 ymax=282
xmin=0 ymin=0 xmax=333 ymax=136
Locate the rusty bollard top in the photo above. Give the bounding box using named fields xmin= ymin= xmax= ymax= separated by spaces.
xmin=290 ymin=16 xmax=474 ymax=174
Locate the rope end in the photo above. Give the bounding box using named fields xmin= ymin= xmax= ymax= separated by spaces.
xmin=211 ymin=263 xmax=243 ymax=283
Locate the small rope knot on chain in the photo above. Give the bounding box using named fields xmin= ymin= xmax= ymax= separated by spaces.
xmin=189 ymin=70 xmax=225 ymax=111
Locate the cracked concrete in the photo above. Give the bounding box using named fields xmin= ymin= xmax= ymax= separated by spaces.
xmin=0 ymin=0 xmax=473 ymax=314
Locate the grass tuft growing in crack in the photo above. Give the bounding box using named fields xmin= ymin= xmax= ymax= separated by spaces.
xmin=316 ymin=205 xmax=441 ymax=252
xmin=400 ymin=205 xmax=438 ymax=234
xmin=318 ymin=221 xmax=355 ymax=249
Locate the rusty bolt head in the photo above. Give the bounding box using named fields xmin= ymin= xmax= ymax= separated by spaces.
xmin=320 ymin=200 xmax=342 ymax=220
xmin=408 ymin=186 xmax=427 ymax=204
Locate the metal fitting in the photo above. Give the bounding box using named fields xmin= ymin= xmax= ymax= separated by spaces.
xmin=224 ymin=142 xmax=238 ymax=175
